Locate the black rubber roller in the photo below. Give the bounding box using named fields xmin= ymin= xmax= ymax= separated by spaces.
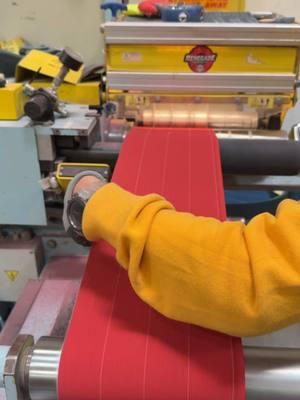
xmin=59 ymin=138 xmax=300 ymax=176
xmin=220 ymin=139 xmax=300 ymax=175
xmin=24 ymin=92 xmax=54 ymax=122
xmin=59 ymin=47 xmax=83 ymax=71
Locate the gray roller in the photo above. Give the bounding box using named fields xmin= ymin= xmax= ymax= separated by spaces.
xmin=2 ymin=337 xmax=300 ymax=399
xmin=245 ymin=347 xmax=300 ymax=400
xmin=29 ymin=337 xmax=63 ymax=400
xmin=25 ymin=344 xmax=300 ymax=399
xmin=220 ymin=139 xmax=300 ymax=175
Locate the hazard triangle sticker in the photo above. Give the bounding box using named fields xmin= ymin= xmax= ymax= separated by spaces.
xmin=5 ymin=270 xmax=19 ymax=282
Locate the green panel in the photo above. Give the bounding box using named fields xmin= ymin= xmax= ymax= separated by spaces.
xmin=0 ymin=127 xmax=47 ymax=225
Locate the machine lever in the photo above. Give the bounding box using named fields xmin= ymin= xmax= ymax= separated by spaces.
xmin=24 ymin=47 xmax=83 ymax=123
xmin=101 ymin=2 xmax=127 ymax=19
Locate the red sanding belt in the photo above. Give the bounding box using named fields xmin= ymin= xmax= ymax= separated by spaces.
xmin=58 ymin=127 xmax=245 ymax=400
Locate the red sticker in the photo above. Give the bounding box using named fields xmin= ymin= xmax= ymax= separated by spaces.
xmin=184 ymin=46 xmax=217 ymax=73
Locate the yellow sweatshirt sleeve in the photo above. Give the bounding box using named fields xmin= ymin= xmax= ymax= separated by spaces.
xmin=82 ymin=183 xmax=300 ymax=337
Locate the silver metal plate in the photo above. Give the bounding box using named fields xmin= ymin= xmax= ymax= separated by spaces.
xmin=33 ymin=106 xmax=97 ymax=137
xmin=107 ymin=72 xmax=296 ymax=93
xmin=103 ymin=21 xmax=300 ymax=46
xmin=0 ymin=106 xmax=97 ymax=137
xmin=224 ymin=174 xmax=300 ymax=191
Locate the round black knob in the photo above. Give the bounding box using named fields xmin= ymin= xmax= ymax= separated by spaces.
xmin=24 ymin=93 xmax=53 ymax=122
xmin=59 ymin=47 xmax=83 ymax=71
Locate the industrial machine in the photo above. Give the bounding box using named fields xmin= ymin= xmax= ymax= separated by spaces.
xmin=52 ymin=11 xmax=300 ymax=189
xmin=103 ymin=15 xmax=297 ymax=132
xmin=1 ymin=6 xmax=300 ymax=400
xmin=100 ymin=11 xmax=300 ymax=177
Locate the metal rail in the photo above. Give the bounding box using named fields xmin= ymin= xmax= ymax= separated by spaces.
xmin=103 ymin=22 xmax=300 ymax=46
xmin=107 ymin=72 xmax=296 ymax=94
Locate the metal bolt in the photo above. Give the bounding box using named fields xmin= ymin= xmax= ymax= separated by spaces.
xmin=49 ymin=176 xmax=59 ymax=189
xmin=47 ymin=240 xmax=57 ymax=249
xmin=178 ymin=12 xmax=188 ymax=22
xmin=20 ymin=230 xmax=33 ymax=241
xmin=12 ymin=232 xmax=20 ymax=241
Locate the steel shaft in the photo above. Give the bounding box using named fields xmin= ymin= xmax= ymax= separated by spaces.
xmin=2 ymin=338 xmax=300 ymax=399
xmin=245 ymin=347 xmax=300 ymax=400
xmin=28 ymin=337 xmax=63 ymax=400
xmin=27 ymin=344 xmax=300 ymax=400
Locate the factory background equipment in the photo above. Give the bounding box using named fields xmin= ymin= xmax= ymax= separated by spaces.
xmin=1 ymin=5 xmax=300 ymax=400
xmin=102 ymin=15 xmax=300 ymax=135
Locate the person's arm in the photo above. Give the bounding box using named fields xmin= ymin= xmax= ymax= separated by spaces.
xmin=82 ymin=183 xmax=300 ymax=337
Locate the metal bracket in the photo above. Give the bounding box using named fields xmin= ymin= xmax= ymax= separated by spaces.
xmin=3 ymin=335 xmax=34 ymax=400
xmin=224 ymin=174 xmax=300 ymax=191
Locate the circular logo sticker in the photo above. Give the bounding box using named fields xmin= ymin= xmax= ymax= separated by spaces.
xmin=184 ymin=46 xmax=217 ymax=73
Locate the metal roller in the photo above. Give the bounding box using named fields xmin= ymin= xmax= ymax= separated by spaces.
xmin=28 ymin=337 xmax=62 ymax=400
xmin=220 ymin=139 xmax=300 ymax=175
xmin=141 ymin=103 xmax=259 ymax=129
xmin=0 ymin=336 xmax=63 ymax=400
xmin=58 ymin=138 xmax=300 ymax=177
xmin=245 ymin=347 xmax=300 ymax=400
xmin=2 ymin=336 xmax=300 ymax=399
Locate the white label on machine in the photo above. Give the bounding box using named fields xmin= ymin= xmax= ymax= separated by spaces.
xmin=122 ymin=52 xmax=142 ymax=62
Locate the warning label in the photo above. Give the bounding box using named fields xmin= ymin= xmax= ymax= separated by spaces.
xmin=204 ymin=1 xmax=229 ymax=8
xmin=180 ymin=0 xmax=244 ymax=10
xmin=183 ymin=0 xmax=232 ymax=7
xmin=5 ymin=271 xmax=19 ymax=282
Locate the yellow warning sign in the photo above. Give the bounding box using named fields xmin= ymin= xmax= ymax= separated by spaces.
xmin=5 ymin=271 xmax=19 ymax=282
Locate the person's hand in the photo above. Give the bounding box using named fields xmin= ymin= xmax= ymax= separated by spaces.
xmin=63 ymin=172 xmax=107 ymax=246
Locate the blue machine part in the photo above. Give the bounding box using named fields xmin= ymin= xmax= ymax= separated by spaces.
xmin=0 ymin=126 xmax=47 ymax=226
xmin=225 ymin=190 xmax=287 ymax=220
xmin=160 ymin=4 xmax=204 ymax=22
xmin=101 ymin=2 xmax=127 ymax=18
xmin=101 ymin=0 xmax=126 ymax=21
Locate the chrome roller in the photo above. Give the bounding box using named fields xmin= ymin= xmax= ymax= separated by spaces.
xmin=0 ymin=336 xmax=63 ymax=400
xmin=245 ymin=347 xmax=300 ymax=400
xmin=1 ymin=336 xmax=300 ymax=399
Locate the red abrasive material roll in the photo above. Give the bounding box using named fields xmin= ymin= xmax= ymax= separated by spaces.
xmin=58 ymin=127 xmax=245 ymax=400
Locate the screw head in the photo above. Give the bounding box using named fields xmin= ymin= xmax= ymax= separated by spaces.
xmin=178 ymin=12 xmax=188 ymax=22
